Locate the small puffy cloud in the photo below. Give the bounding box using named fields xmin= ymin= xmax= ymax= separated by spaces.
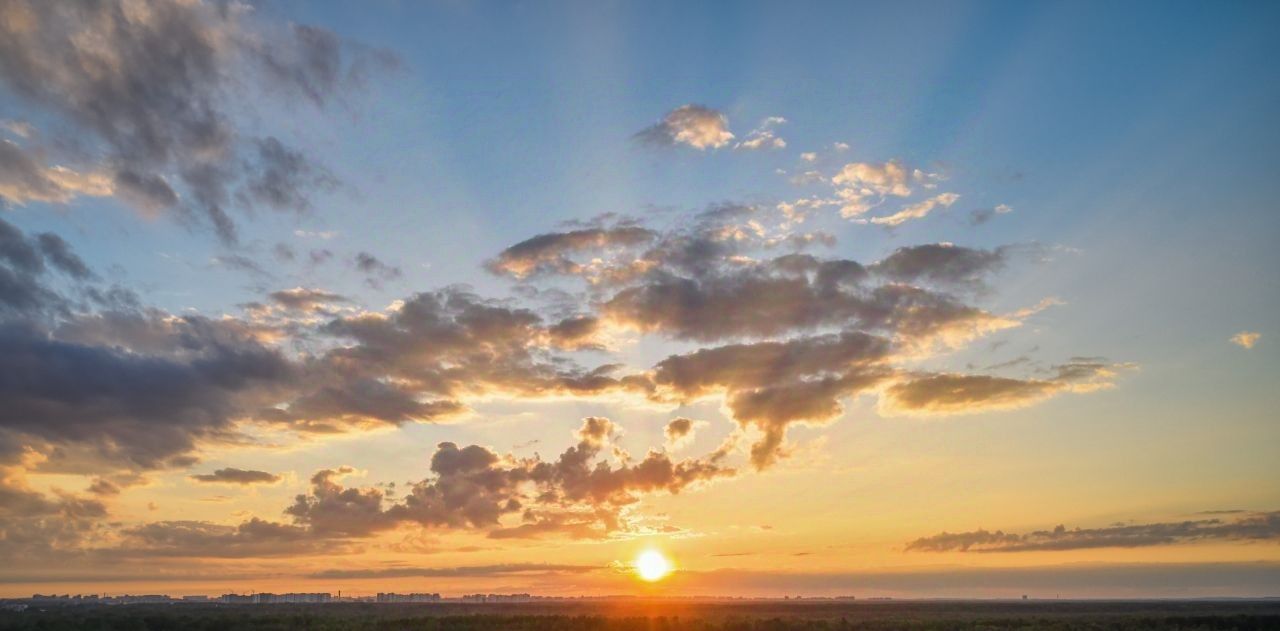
xmin=870 ymin=192 xmax=960 ymax=226
xmin=800 ymin=152 xmax=817 ymax=162
xmin=354 ymin=252 xmax=402 ymax=287
xmin=1230 ymin=331 xmax=1261 ymax=349
xmin=735 ymin=116 xmax=787 ymax=151
xmin=831 ymin=160 xmax=913 ymax=218
xmin=906 ymin=511 xmax=1280 ymax=553
xmin=970 ymin=203 xmax=1013 ymax=226
xmin=664 ymin=417 xmax=707 ymax=452
xmin=189 ymin=468 xmax=282 ymax=485
xmin=635 ymin=105 xmax=734 ymax=150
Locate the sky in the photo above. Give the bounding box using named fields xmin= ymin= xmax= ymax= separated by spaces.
xmin=0 ymin=0 xmax=1278 ymax=599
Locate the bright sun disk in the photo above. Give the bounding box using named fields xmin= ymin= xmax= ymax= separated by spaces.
xmin=635 ymin=549 xmax=672 ymax=582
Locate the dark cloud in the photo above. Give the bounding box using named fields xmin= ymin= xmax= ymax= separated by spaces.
xmin=354 ymin=251 xmax=402 ymax=287
xmin=486 ymin=226 xmax=656 ymax=280
xmin=0 ymin=222 xmax=299 ymax=472
xmin=211 ymin=253 xmax=272 ymax=279
xmin=240 ymin=137 xmax=336 ymax=212
xmin=546 ymin=315 xmax=602 ymax=350
xmin=468 ymin=207 xmax=1101 ymax=467
xmin=870 ymin=243 xmax=1007 ymax=288
xmin=0 ymin=216 xmax=98 ymax=317
xmin=664 ymin=417 xmax=701 ymax=451
xmin=640 ymin=332 xmax=893 ymax=468
xmin=0 ymin=0 xmax=390 ymax=240
xmin=0 ymin=318 xmax=296 ymax=471
xmin=272 ymin=242 xmax=296 ymax=262
xmin=118 ymin=518 xmax=327 ymax=558
xmin=970 ymin=204 xmax=1013 ymax=226
xmin=35 ymin=233 xmax=92 ymax=280
xmin=189 ymin=468 xmax=281 ymax=485
xmin=906 ymin=511 xmax=1280 ymax=553
xmin=264 ymin=289 xmax=630 ymax=433
xmin=283 ymin=418 xmax=733 ymax=540
xmin=881 ymin=361 xmax=1125 ymax=416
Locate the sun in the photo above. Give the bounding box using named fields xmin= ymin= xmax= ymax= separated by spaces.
xmin=634 ymin=549 xmax=673 ymax=582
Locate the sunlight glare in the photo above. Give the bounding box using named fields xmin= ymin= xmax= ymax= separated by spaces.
xmin=635 ymin=549 xmax=673 ymax=582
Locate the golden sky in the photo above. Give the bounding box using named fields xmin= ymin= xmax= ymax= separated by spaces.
xmin=0 ymin=0 xmax=1277 ymax=599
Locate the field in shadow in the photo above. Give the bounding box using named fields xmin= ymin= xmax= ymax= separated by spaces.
xmin=2 ymin=600 xmax=1278 ymax=630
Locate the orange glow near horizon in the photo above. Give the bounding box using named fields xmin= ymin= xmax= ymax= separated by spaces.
xmin=635 ymin=549 xmax=673 ymax=582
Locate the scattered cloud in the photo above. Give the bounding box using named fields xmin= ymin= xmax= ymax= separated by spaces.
xmin=664 ymin=417 xmax=707 ymax=452
xmin=0 ymin=0 xmax=393 ymax=241
xmin=1230 ymin=331 xmax=1261 ymax=349
xmin=189 ymin=468 xmax=281 ymax=485
xmin=970 ymin=203 xmax=1014 ymax=225
xmin=635 ymin=105 xmax=734 ymax=150
xmin=870 ymin=192 xmax=960 ymax=227
xmin=879 ymin=361 xmax=1128 ymax=416
xmin=735 ymin=116 xmax=787 ymax=150
xmin=907 ymin=511 xmax=1280 ymax=552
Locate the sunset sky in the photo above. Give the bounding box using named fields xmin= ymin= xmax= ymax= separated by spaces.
xmin=1 ymin=0 xmax=1278 ymax=599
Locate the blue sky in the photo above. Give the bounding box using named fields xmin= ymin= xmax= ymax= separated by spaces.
xmin=0 ymin=0 xmax=1277 ymax=597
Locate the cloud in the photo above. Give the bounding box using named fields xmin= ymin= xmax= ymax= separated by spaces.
xmin=267 ymin=287 xmax=350 ymax=313
xmin=879 ymin=361 xmax=1127 ymax=416
xmin=641 ymin=332 xmax=894 ymax=468
xmin=1 ymin=216 xmax=96 ymax=316
xmin=309 ymin=563 xmax=601 ymax=580
xmin=870 ymin=243 xmax=1007 ymax=288
xmin=870 ymin=192 xmax=960 ymax=227
xmin=664 ymin=417 xmax=706 ymax=451
xmin=906 ymin=511 xmax=1280 ymax=552
xmin=354 ymin=252 xmax=402 ymax=287
xmin=466 ymin=206 xmax=1099 ymax=467
xmin=283 ymin=417 xmax=733 ymax=540
xmin=634 ymin=105 xmax=734 ymax=150
xmin=0 ymin=220 xmax=302 ymax=471
xmin=0 ymin=140 xmax=114 ymax=206
xmin=211 ymin=253 xmax=272 ymax=279
xmin=0 ymin=318 xmax=296 ymax=471
xmin=189 ymin=468 xmax=281 ymax=485
xmin=0 ymin=0 xmax=391 ymax=241
xmin=117 ymin=518 xmax=327 ymax=558
xmin=830 ymin=161 xmax=913 ymax=218
xmin=735 ymin=116 xmax=787 ymax=150
xmin=970 ymin=203 xmax=1013 ymax=225
xmin=1230 ymin=331 xmax=1261 ymax=349
xmin=0 ymin=189 xmax=1126 ymax=558
xmin=486 ymin=225 xmax=657 ymax=280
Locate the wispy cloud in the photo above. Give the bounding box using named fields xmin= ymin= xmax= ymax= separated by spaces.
xmin=907 ymin=511 xmax=1280 ymax=552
